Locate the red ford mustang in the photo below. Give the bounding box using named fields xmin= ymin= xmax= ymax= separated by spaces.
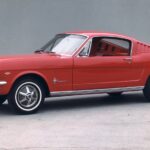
xmin=0 ymin=31 xmax=150 ymax=114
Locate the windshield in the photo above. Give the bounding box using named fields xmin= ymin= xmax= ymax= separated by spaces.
xmin=41 ymin=34 xmax=87 ymax=55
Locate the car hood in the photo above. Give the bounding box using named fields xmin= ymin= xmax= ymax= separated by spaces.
xmin=0 ymin=53 xmax=59 ymax=60
xmin=0 ymin=53 xmax=72 ymax=70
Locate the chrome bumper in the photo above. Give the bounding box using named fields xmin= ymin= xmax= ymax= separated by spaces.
xmin=0 ymin=81 xmax=7 ymax=86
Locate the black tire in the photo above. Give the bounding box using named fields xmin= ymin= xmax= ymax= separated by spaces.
xmin=8 ymin=78 xmax=46 ymax=114
xmin=108 ymin=92 xmax=122 ymax=96
xmin=143 ymin=80 xmax=150 ymax=100
xmin=0 ymin=96 xmax=7 ymax=106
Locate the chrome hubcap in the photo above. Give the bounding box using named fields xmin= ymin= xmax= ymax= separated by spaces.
xmin=17 ymin=84 xmax=40 ymax=108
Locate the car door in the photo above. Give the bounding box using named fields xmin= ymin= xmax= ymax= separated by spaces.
xmin=73 ymin=37 xmax=143 ymax=90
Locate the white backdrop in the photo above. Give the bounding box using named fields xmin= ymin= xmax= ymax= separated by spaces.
xmin=0 ymin=0 xmax=150 ymax=54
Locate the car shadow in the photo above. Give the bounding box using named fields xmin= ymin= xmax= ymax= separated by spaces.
xmin=40 ymin=91 xmax=148 ymax=113
xmin=0 ymin=92 xmax=148 ymax=115
xmin=0 ymin=103 xmax=13 ymax=115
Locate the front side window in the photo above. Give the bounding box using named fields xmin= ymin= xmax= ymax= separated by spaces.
xmin=79 ymin=40 xmax=92 ymax=56
xmin=89 ymin=37 xmax=131 ymax=56
xmin=41 ymin=34 xmax=87 ymax=55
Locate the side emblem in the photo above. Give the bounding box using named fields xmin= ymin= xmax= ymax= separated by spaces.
xmin=53 ymin=77 xmax=67 ymax=84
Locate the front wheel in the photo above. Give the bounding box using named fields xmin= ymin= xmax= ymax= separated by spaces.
xmin=143 ymin=80 xmax=150 ymax=101
xmin=8 ymin=78 xmax=45 ymax=114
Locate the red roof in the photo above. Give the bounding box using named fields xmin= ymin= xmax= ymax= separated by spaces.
xmin=65 ymin=31 xmax=136 ymax=41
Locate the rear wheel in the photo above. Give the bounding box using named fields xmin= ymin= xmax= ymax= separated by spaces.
xmin=8 ymin=78 xmax=46 ymax=114
xmin=0 ymin=96 xmax=7 ymax=106
xmin=143 ymin=79 xmax=150 ymax=100
xmin=108 ymin=92 xmax=122 ymax=96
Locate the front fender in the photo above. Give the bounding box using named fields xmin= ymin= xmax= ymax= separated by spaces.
xmin=0 ymin=70 xmax=53 ymax=95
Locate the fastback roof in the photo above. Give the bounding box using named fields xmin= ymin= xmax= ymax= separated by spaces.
xmin=65 ymin=31 xmax=136 ymax=41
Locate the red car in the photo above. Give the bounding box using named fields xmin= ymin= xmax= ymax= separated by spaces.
xmin=0 ymin=31 xmax=150 ymax=114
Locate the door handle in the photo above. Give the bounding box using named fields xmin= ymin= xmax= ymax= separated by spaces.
xmin=123 ymin=57 xmax=132 ymax=63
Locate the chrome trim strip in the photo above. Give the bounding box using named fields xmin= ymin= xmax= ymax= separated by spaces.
xmin=0 ymin=81 xmax=7 ymax=86
xmin=51 ymin=86 xmax=144 ymax=97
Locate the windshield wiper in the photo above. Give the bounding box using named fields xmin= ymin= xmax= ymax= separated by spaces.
xmin=34 ymin=49 xmax=45 ymax=53
xmin=34 ymin=49 xmax=58 ymax=55
xmin=46 ymin=51 xmax=56 ymax=54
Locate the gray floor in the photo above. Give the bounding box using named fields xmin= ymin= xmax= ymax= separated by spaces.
xmin=0 ymin=91 xmax=150 ymax=150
